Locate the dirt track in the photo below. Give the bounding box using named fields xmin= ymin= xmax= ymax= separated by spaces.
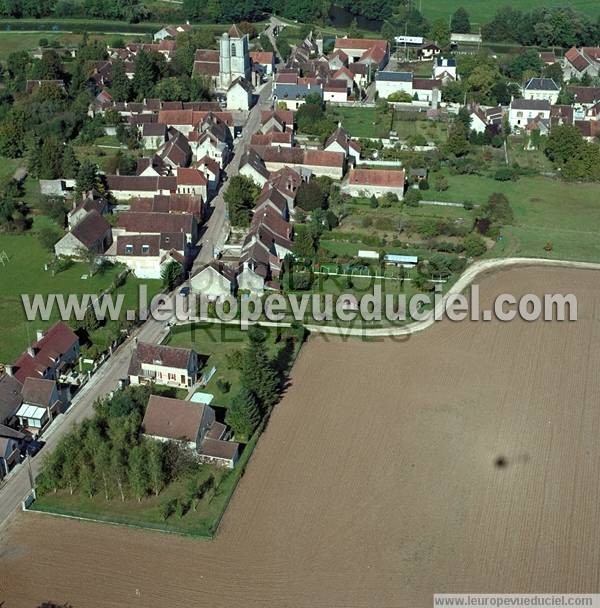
xmin=2 ymin=266 xmax=600 ymax=608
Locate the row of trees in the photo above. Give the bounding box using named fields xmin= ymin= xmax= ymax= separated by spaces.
xmin=37 ymin=386 xmax=175 ymax=501
xmin=544 ymin=124 xmax=600 ymax=182
xmin=225 ymin=326 xmax=281 ymax=440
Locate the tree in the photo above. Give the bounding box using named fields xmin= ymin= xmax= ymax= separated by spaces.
xmin=451 ymin=7 xmax=471 ymax=33
xmin=76 ymin=160 xmax=102 ymax=195
xmin=428 ymin=19 xmax=450 ymax=47
xmin=445 ymin=123 xmax=470 ymax=157
xmin=240 ymin=327 xmax=280 ymax=413
xmin=110 ymin=59 xmax=131 ymax=102
xmin=435 ymin=176 xmax=449 ymax=192
xmin=161 ymin=260 xmax=182 ymax=291
xmin=225 ymin=386 xmax=261 ymax=440
xmin=38 ymin=226 xmax=61 ymax=251
xmin=61 ymin=145 xmax=80 ymax=179
xmin=147 ymin=440 xmax=166 ymax=497
xmin=295 ymin=180 xmax=328 ymax=211
xmin=483 ymin=193 xmax=514 ymax=224
xmin=224 ymin=175 xmax=260 ymax=227
xmin=403 ymin=188 xmax=422 ymax=207
xmin=128 ymin=444 xmax=149 ymax=501
xmin=544 ymin=124 xmax=585 ymax=165
xmin=464 ymin=233 xmax=487 ymax=257
xmin=133 ymin=50 xmax=166 ymax=100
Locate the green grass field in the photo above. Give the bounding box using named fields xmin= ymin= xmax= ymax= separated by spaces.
xmin=166 ymin=322 xmax=281 ymax=406
xmin=328 ymin=106 xmax=392 ymax=139
xmin=0 ymin=232 xmax=161 ymax=363
xmin=33 ymin=425 xmax=262 ymax=537
xmin=0 ymin=32 xmax=118 ymax=60
xmin=420 ymin=0 xmax=600 ymax=26
xmin=428 ymin=174 xmax=600 ymax=262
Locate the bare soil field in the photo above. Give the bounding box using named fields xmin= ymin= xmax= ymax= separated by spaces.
xmin=2 ymin=266 xmax=600 ymax=608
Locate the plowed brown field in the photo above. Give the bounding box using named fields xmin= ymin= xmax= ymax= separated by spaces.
xmin=2 ymin=266 xmax=600 ymax=608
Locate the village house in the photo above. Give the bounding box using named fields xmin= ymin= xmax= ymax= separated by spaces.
xmin=239 ymin=149 xmax=271 ymax=187
xmin=226 ymin=77 xmax=254 ymax=111
xmin=508 ymin=99 xmax=551 ymax=130
xmin=15 ymin=377 xmax=62 ymax=435
xmin=196 ymin=156 xmax=221 ymax=194
xmin=521 ymin=78 xmax=560 ymax=104
xmin=433 ymin=57 xmax=457 ymax=81
xmin=190 ymin=261 xmax=237 ymax=300
xmin=563 ymin=47 xmax=600 ymax=80
xmin=250 ymin=51 xmax=275 ymax=75
xmin=0 ymin=372 xmax=24 ymax=427
xmin=333 ymin=38 xmax=389 ymax=69
xmin=67 ymin=191 xmax=110 ymax=229
xmin=467 ymin=104 xmax=503 ymax=134
xmin=250 ymin=146 xmax=345 ymax=179
xmin=260 ymin=109 xmax=295 ymax=134
xmin=0 ymin=425 xmax=24 ymax=478
xmin=54 ymin=209 xmax=113 ymax=258
xmin=342 ymin=168 xmax=406 ymax=199
xmin=375 ymin=71 xmax=413 ymax=99
xmin=157 ymin=110 xmax=235 ymax=138
xmin=417 ymin=42 xmax=441 ymax=60
xmin=11 ymin=323 xmax=79 ymax=385
xmin=128 ymin=343 xmax=200 ymax=389
xmin=106 ymin=232 xmax=187 ymax=279
xmin=115 ymin=211 xmax=199 ymax=244
xmin=324 ymin=126 xmax=361 ymax=165
xmin=250 ymin=131 xmax=293 ymax=147
xmin=567 ymin=86 xmax=600 ymax=118
xmin=272 ymin=73 xmax=323 ymax=110
xmin=141 ymin=123 xmax=168 ymax=149
xmin=142 ymin=395 xmax=239 ymax=468
xmin=106 ymin=175 xmax=178 ymax=199
xmin=153 ymin=23 xmax=192 ymax=41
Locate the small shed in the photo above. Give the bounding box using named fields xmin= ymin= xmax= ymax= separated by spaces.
xmin=384 ymin=254 xmax=418 ymax=268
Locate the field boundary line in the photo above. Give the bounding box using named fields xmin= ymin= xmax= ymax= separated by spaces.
xmin=23 ymin=504 xmax=213 ymax=538
xmin=305 ymin=257 xmax=600 ymax=337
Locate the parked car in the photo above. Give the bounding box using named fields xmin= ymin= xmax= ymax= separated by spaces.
xmin=22 ymin=438 xmax=45 ymax=458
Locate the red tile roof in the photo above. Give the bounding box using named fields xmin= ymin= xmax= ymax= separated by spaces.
xmin=348 ymin=168 xmax=406 ymax=188
xmin=13 ymin=322 xmax=78 ymax=383
xmin=250 ymin=51 xmax=274 ymax=65
xmin=177 ymin=167 xmax=208 ymax=186
xmin=334 ymin=38 xmax=388 ymax=52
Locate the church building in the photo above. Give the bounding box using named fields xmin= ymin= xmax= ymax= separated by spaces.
xmin=193 ymin=24 xmax=251 ymax=91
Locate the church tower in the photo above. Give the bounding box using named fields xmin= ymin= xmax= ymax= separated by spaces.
xmin=219 ymin=24 xmax=251 ymax=90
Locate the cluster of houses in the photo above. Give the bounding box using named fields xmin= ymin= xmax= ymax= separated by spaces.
xmin=498 ymin=74 xmax=600 ymax=141
xmin=129 ymin=341 xmax=239 ymax=467
xmin=0 ymin=322 xmax=80 ymax=476
xmin=272 ymin=35 xmax=390 ymax=108
xmin=375 ymin=57 xmax=457 ymax=103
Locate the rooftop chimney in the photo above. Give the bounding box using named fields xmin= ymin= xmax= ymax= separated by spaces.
xmin=5 ymin=365 xmax=14 ymax=377
xmin=27 ymin=346 xmax=35 ymax=357
xmin=36 ymin=329 xmax=45 ymax=341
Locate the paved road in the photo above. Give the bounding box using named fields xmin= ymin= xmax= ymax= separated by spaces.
xmin=0 ymin=80 xmax=274 ymax=529
xmin=191 ymin=79 xmax=273 ymax=272
xmin=0 ymin=312 xmax=168 ymax=528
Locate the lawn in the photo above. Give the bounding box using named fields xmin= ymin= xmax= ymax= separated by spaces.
xmin=32 ymin=426 xmax=261 ymax=537
xmin=0 ymin=32 xmax=117 ymax=60
xmin=429 ymin=174 xmax=600 ymax=262
xmin=165 ymin=321 xmax=282 ymax=407
xmin=0 ymin=232 xmax=161 ymax=363
xmin=327 ymin=106 xmax=392 ymax=139
xmin=420 ymin=0 xmax=600 ymax=26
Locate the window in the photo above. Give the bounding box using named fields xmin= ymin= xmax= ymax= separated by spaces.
xmin=231 ymin=43 xmax=237 ymax=57
xmin=142 ymin=244 xmax=150 ymax=255
xmin=125 ymin=244 xmax=133 ymax=254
